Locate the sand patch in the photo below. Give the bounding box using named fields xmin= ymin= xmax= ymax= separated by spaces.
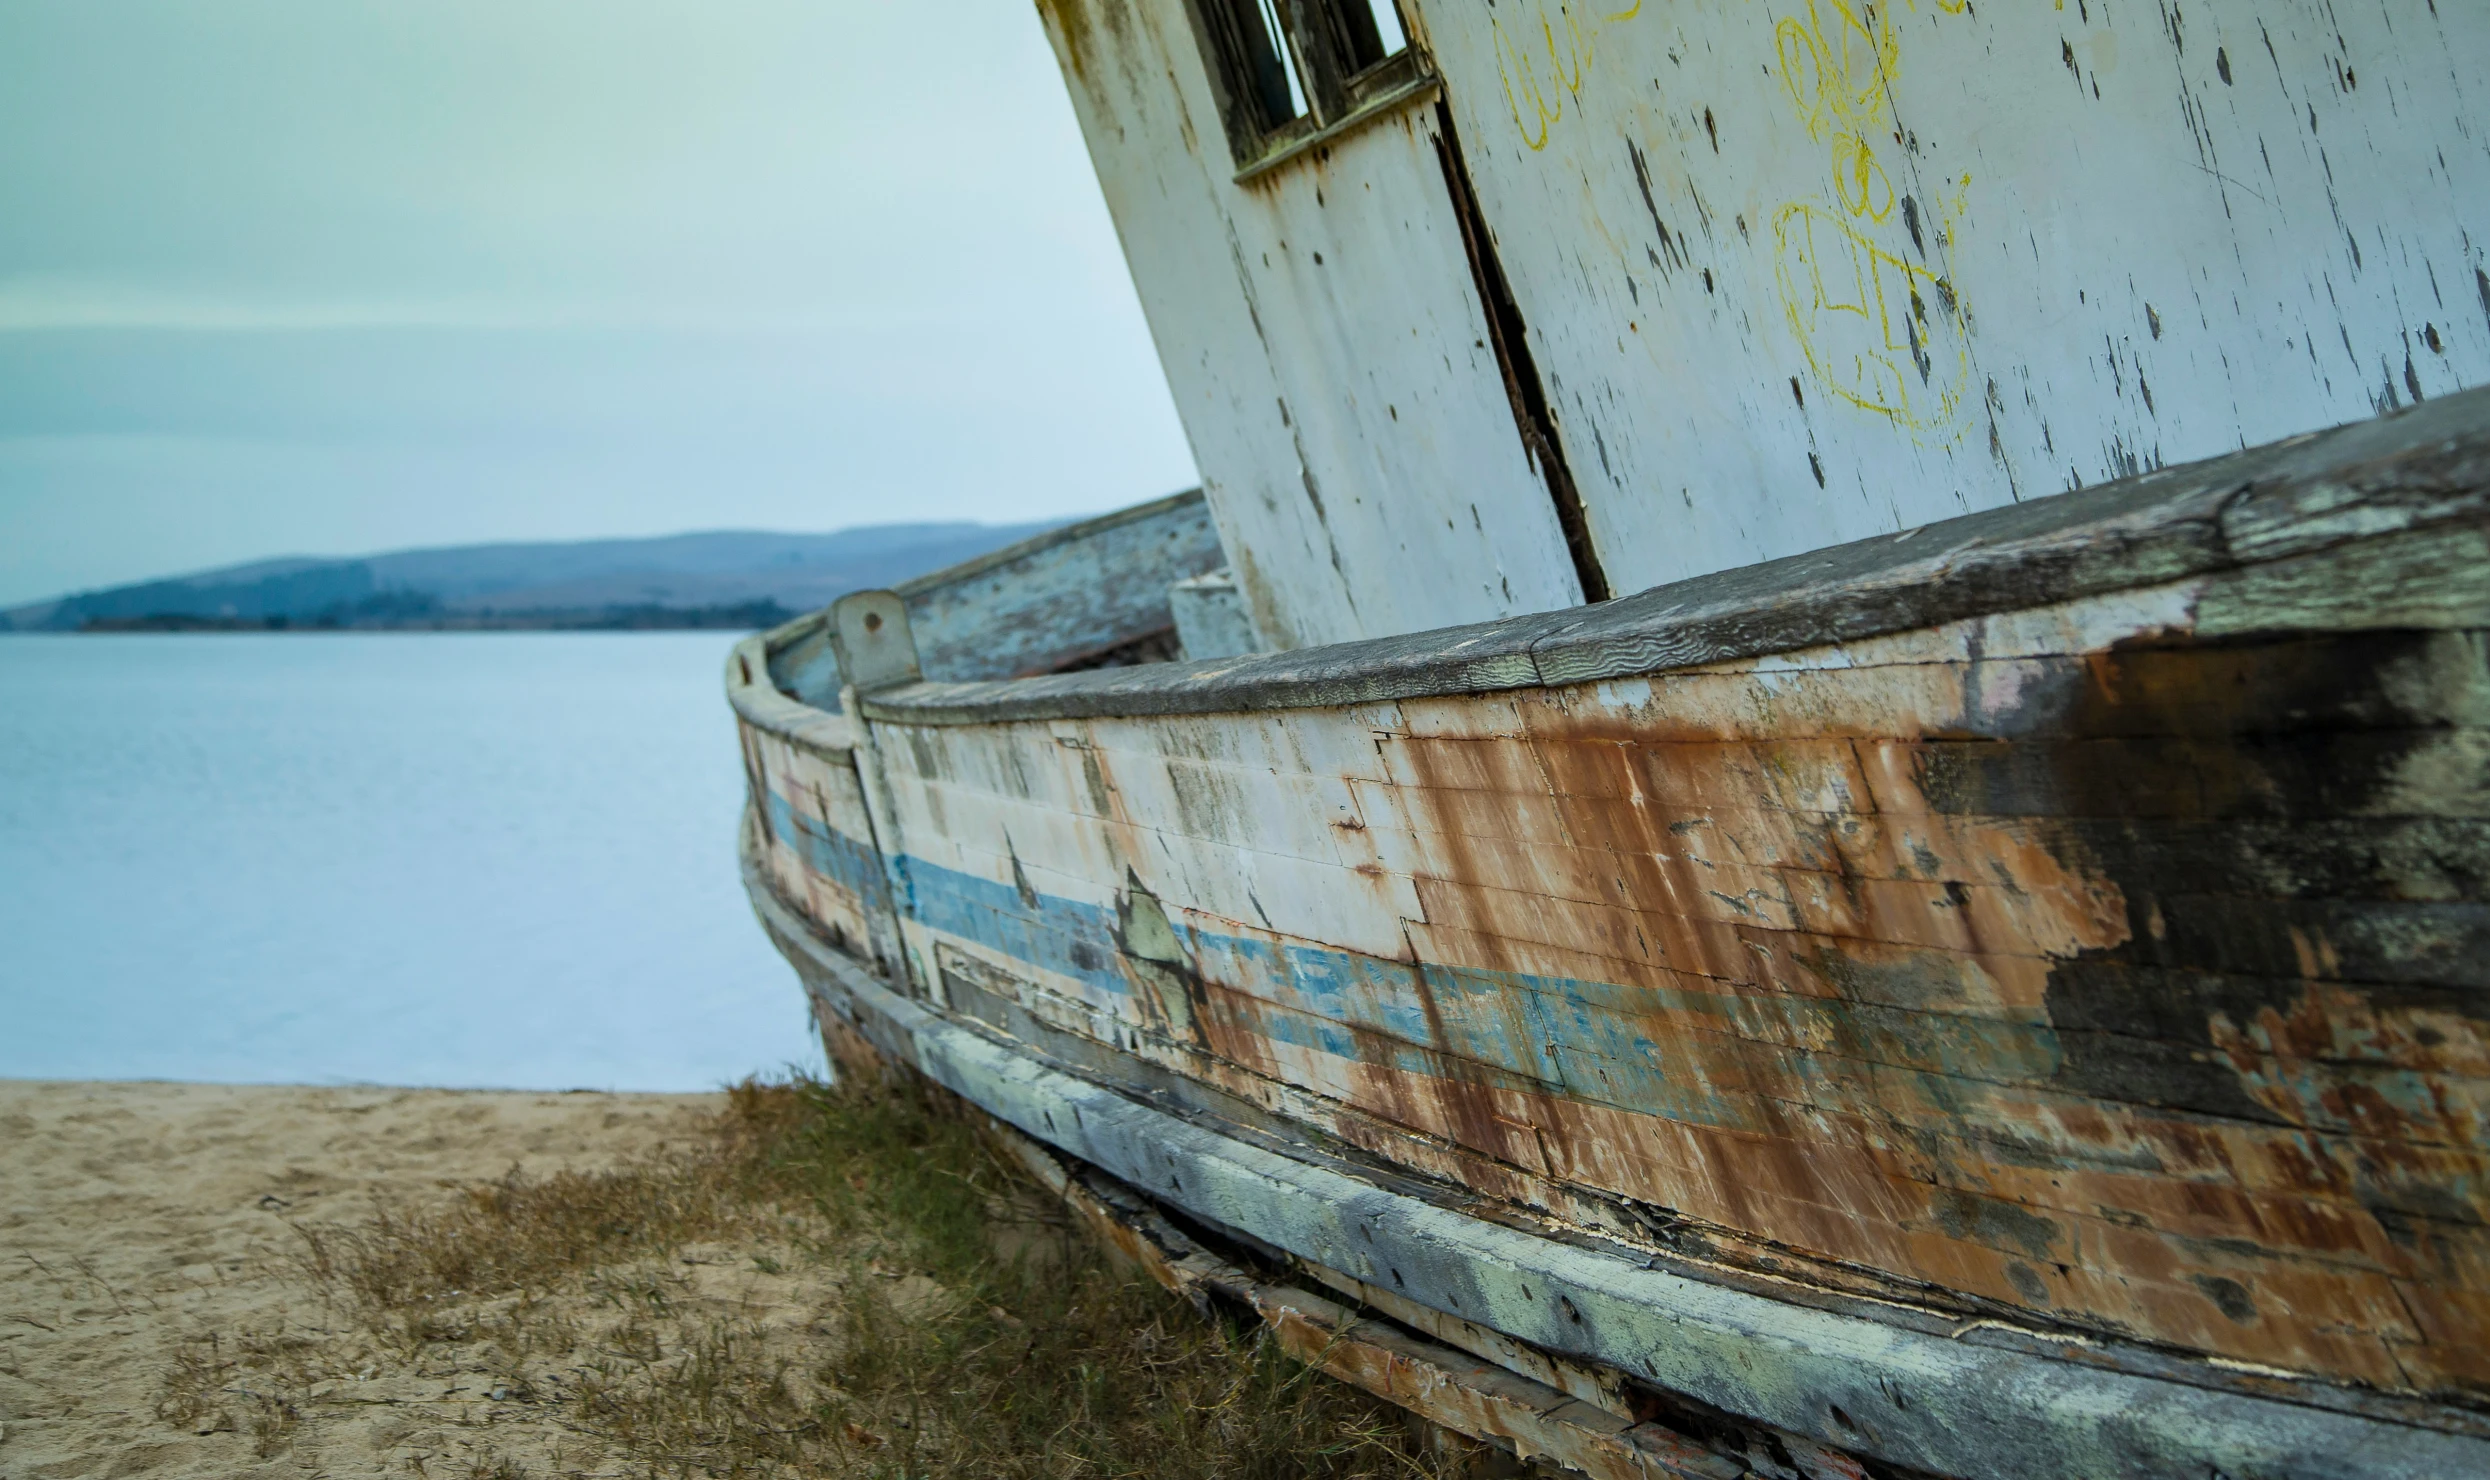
xmin=0 ymin=1079 xmax=1442 ymax=1479
xmin=0 ymin=1081 xmax=719 ymax=1478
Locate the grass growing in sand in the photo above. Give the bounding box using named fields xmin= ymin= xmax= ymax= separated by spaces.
xmin=155 ymin=1076 xmax=1452 ymax=1479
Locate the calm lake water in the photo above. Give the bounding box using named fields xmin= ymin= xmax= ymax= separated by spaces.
xmin=0 ymin=633 xmax=820 ymax=1090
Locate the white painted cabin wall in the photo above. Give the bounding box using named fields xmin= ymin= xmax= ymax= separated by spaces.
xmin=1038 ymin=0 xmax=2488 ymax=640
xmin=1036 ymin=1 xmax=1583 ymax=651
xmin=1408 ymin=0 xmax=2490 ymax=593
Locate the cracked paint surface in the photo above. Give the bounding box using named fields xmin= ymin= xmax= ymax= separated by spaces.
xmin=1035 ymin=0 xmax=2490 ymax=648
xmin=740 ymin=570 xmax=2490 ymax=1400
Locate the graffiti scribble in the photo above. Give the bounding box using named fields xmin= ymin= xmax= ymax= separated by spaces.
xmin=1494 ymin=2 xmax=1644 ymax=150
xmin=1770 ymin=0 xmax=1974 ymax=438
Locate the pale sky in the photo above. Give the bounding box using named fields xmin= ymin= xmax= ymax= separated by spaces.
xmin=0 ymin=0 xmax=1198 ymax=606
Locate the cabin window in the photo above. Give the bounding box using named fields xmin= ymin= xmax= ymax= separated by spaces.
xmin=1323 ymin=0 xmax=1410 ymax=75
xmin=1358 ymin=0 xmax=1409 ymax=58
xmin=1186 ymin=0 xmax=1432 ymax=178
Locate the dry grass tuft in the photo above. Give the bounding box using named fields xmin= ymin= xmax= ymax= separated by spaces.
xmin=293 ymin=1086 xmax=795 ymax=1318
xmin=175 ymin=1073 xmax=1458 ymax=1478
xmin=153 ymin=1326 xmax=314 ymax=1457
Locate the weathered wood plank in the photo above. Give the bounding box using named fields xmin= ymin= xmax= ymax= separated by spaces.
xmin=865 ymin=855 xmax=2487 ymax=1382
xmin=894 ymin=490 xmax=1224 ymax=681
xmin=988 ymin=1124 xmax=1748 ymax=1480
xmin=774 ymin=536 xmax=2490 ymax=1388
xmin=752 ymin=874 xmax=2490 ymax=1479
xmin=736 ymin=397 xmax=2490 ymax=1432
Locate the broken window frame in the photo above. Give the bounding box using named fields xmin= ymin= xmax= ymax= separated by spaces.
xmin=1181 ymin=0 xmax=1435 ymax=180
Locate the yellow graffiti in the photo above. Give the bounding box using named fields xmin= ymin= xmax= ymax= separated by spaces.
xmin=1775 ymin=192 xmax=1966 ymax=426
xmin=1494 ymin=2 xmax=1644 ymax=150
xmin=1774 ymin=0 xmax=1899 ymax=148
xmin=1768 ymin=0 xmax=1974 ymax=437
xmin=1829 ymin=132 xmax=1894 ymax=220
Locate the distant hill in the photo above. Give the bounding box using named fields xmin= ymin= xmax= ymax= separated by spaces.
xmin=3 ymin=522 xmax=1070 ymax=633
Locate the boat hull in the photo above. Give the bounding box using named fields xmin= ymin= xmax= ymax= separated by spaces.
xmin=730 ymin=393 xmax=2490 ymax=1477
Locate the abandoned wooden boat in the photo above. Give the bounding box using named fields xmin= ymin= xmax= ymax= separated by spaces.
xmin=731 ymin=3 xmax=2490 ymax=1474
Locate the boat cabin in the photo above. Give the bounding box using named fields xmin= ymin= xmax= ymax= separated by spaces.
xmin=1036 ymin=0 xmax=2490 ymax=645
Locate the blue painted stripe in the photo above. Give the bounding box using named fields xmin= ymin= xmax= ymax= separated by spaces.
xmin=772 ymin=826 xmax=2070 ymax=1137
xmin=762 ymin=789 xmax=891 ymax=912
xmin=890 ymin=849 xmax=1646 ymax=1110
xmin=898 ymin=849 xmax=1131 ymax=1000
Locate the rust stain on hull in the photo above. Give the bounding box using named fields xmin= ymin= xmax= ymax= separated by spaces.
xmin=742 ymin=577 xmax=2490 ymax=1400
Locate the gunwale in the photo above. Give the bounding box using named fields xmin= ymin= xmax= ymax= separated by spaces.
xmin=847 ymin=391 xmax=2490 ymax=726
xmin=725 ymin=633 xmax=855 ymax=750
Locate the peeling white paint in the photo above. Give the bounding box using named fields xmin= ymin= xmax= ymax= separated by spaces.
xmin=1037 ymin=0 xmax=2489 ymax=646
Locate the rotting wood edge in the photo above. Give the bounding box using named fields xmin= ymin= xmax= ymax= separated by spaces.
xmin=983 ymin=1110 xmax=1749 ymax=1480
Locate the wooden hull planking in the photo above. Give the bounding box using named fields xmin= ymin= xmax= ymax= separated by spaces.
xmin=730 ymin=392 xmax=2490 ymax=1477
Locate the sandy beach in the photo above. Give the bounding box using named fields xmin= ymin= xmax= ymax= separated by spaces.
xmin=0 ymin=1079 xmax=1434 ymax=1480
xmin=0 ymin=1081 xmax=723 ymax=1478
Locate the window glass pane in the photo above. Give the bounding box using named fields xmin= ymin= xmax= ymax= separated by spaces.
xmin=1363 ymin=0 xmax=1407 ymax=56
xmin=1255 ymin=0 xmax=1310 ymax=118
